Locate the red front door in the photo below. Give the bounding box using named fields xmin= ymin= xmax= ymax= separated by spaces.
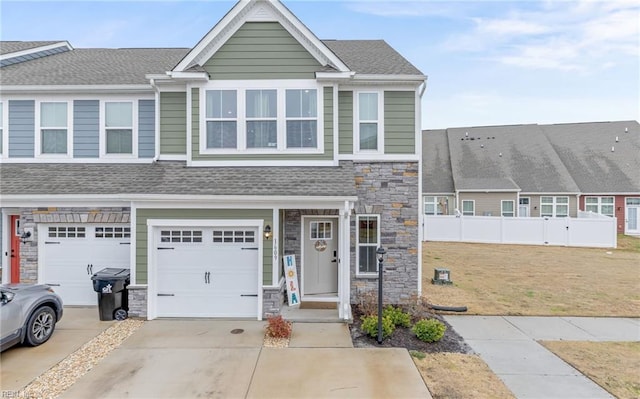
xmin=10 ymin=215 xmax=21 ymax=283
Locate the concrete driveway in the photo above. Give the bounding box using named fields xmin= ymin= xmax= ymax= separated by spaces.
xmin=60 ymin=320 xmax=431 ymax=399
xmin=0 ymin=307 xmax=113 ymax=391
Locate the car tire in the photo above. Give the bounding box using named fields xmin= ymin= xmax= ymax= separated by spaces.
xmin=25 ymin=306 xmax=57 ymax=347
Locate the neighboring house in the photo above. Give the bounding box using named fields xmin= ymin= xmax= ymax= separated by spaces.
xmin=0 ymin=0 xmax=426 ymax=321
xmin=422 ymin=121 xmax=640 ymax=234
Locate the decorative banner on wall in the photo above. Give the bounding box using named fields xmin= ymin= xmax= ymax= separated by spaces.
xmin=283 ymin=255 xmax=300 ymax=306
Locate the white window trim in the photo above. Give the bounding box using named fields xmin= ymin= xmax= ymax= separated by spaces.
xmin=501 ymin=200 xmax=515 ymax=217
xmin=355 ymin=214 xmax=381 ymax=277
xmin=0 ymin=100 xmax=6 ymax=158
xmin=99 ymin=100 xmax=138 ymax=158
xmin=585 ymin=196 xmax=615 ymax=217
xmin=424 ymin=196 xmax=448 ymax=215
xmin=541 ymin=196 xmax=569 ymax=217
xmin=34 ymin=100 xmax=73 ymax=158
xmin=353 ymin=90 xmax=384 ymax=155
xmin=626 ymin=197 xmax=640 ymax=206
xmin=198 ymin=80 xmax=324 ymax=155
xmin=462 ymin=200 xmax=475 ymax=216
xmin=519 ymin=197 xmax=530 ymax=217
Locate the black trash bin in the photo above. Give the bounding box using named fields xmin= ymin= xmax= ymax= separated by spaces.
xmin=91 ymin=268 xmax=130 ymax=321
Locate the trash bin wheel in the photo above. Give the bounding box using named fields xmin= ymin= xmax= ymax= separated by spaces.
xmin=114 ymin=308 xmax=128 ymax=321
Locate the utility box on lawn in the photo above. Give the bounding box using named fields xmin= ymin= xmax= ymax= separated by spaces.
xmin=432 ymin=268 xmax=453 ymax=285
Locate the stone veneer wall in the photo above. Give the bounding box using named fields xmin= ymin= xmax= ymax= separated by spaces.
xmin=128 ymin=286 xmax=148 ymax=318
xmin=17 ymin=207 xmax=130 ymax=283
xmin=263 ymin=282 xmax=286 ymax=317
xmin=350 ymin=162 xmax=420 ymax=304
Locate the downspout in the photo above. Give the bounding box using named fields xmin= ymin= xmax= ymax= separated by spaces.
xmin=417 ymin=77 xmax=427 ymax=296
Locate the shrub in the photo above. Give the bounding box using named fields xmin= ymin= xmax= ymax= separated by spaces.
xmin=409 ymin=350 xmax=426 ymax=360
xmin=383 ymin=305 xmax=412 ymax=328
xmin=265 ymin=315 xmax=292 ymax=338
xmin=357 ymin=290 xmax=378 ymax=316
xmin=361 ymin=315 xmax=395 ymax=340
xmin=412 ymin=318 xmax=446 ymax=343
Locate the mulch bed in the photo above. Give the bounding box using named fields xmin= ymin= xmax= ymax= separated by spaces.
xmin=349 ymin=306 xmax=472 ymax=354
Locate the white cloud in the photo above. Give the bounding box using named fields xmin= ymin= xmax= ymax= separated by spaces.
xmin=345 ymin=1 xmax=469 ymax=18
xmin=441 ymin=1 xmax=640 ymax=72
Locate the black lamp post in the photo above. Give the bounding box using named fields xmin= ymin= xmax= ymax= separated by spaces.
xmin=376 ymin=246 xmax=387 ymax=344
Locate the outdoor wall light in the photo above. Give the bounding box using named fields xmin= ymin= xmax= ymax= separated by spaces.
xmin=263 ymin=225 xmax=272 ymax=240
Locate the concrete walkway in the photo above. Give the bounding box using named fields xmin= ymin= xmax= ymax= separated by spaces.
xmin=60 ymin=320 xmax=431 ymax=399
xmin=445 ymin=316 xmax=640 ymax=399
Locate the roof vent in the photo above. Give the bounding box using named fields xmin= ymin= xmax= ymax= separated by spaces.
xmin=465 ymin=132 xmax=469 ymax=137
xmin=615 ymin=136 xmax=619 ymax=142
xmin=625 ymin=127 xmax=628 ymax=133
xmin=499 ymin=152 xmax=503 ymax=157
xmin=611 ymin=146 xmax=615 ymax=152
xmin=480 ymin=144 xmax=484 ymax=148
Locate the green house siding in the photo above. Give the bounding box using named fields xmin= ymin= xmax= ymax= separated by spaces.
xmin=136 ymin=208 xmax=273 ymax=285
xmin=384 ymin=91 xmax=416 ymax=154
xmin=159 ymin=92 xmax=187 ymax=155
xmin=338 ymin=91 xmax=353 ymax=154
xmin=203 ymin=22 xmax=321 ymax=80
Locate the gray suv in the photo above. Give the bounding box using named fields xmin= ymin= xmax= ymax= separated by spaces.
xmin=0 ymin=284 xmax=64 ymax=352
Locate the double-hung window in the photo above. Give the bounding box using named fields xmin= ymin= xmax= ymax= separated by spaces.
xmin=105 ymin=102 xmax=133 ymax=154
xmin=541 ymin=196 xmax=569 ymax=217
xmin=357 ymin=92 xmax=380 ymax=151
xmin=585 ymin=197 xmax=614 ymax=217
xmin=501 ymin=200 xmax=515 ymax=217
xmin=286 ymin=89 xmax=317 ymax=148
xmin=424 ymin=196 xmax=449 ymax=215
xmin=246 ymin=89 xmax=277 ymax=149
xmin=357 ymin=215 xmax=380 ymax=275
xmin=205 ymin=90 xmax=237 ymax=149
xmin=40 ymin=102 xmax=68 ymax=154
xmin=462 ymin=200 xmax=475 ymax=216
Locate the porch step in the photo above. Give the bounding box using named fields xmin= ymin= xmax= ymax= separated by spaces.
xmin=280 ymin=307 xmax=348 ymax=323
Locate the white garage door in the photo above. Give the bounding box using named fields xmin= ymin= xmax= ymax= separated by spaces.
xmin=155 ymin=227 xmax=259 ymax=318
xmin=41 ymin=225 xmax=131 ymax=305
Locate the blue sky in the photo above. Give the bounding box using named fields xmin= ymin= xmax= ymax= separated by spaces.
xmin=1 ymin=0 xmax=638 ymax=129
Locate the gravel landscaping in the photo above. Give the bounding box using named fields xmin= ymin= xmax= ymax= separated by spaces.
xmin=19 ymin=319 xmax=144 ymax=399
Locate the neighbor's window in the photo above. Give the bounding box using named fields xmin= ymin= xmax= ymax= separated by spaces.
xmin=462 ymin=200 xmax=475 ymax=216
xmin=105 ymin=102 xmax=133 ymax=154
xmin=205 ymin=90 xmax=237 ymax=149
xmin=357 ymin=215 xmax=380 ymax=274
xmin=246 ymin=90 xmax=277 ymax=148
xmin=424 ymin=196 xmax=449 ymax=215
xmin=286 ymin=89 xmax=317 ymax=148
xmin=501 ymin=200 xmax=515 ymax=217
xmin=358 ymin=92 xmax=379 ymax=151
xmin=40 ymin=102 xmax=68 ymax=154
xmin=585 ymin=197 xmax=614 ymax=217
xmin=541 ymin=196 xmax=569 ymax=217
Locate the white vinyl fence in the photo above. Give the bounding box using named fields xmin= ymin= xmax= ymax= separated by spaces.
xmin=424 ymin=213 xmax=617 ymax=248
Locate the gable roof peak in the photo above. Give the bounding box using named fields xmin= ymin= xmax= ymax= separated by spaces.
xmin=173 ymin=0 xmax=349 ymax=74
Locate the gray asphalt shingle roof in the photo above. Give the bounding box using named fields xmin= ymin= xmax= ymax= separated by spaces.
xmin=542 ymin=121 xmax=640 ymax=193
xmin=424 ymin=121 xmax=640 ymax=195
xmin=323 ymin=40 xmax=423 ymax=76
xmin=0 ymin=48 xmax=190 ymax=85
xmin=0 ymin=41 xmax=62 ymax=55
xmin=421 ymin=129 xmax=454 ymax=193
xmin=0 ymin=38 xmax=423 ymax=86
xmin=0 ymin=161 xmax=356 ymax=197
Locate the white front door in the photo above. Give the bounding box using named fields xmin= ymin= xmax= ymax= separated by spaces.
xmin=41 ymin=225 xmax=131 ymax=305
xmin=155 ymin=227 xmax=259 ymax=318
xmin=626 ymin=199 xmax=640 ymax=235
xmin=519 ymin=197 xmax=530 ymax=217
xmin=303 ymin=218 xmax=338 ymax=296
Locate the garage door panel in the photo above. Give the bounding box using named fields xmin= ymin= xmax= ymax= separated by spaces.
xmin=155 ymin=226 xmax=259 ymax=318
xmin=42 ymin=224 xmax=130 ymax=306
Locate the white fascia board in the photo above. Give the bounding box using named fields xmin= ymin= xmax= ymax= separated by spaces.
xmin=188 ymin=160 xmax=337 ymax=167
xmin=269 ymin=1 xmax=349 ymax=72
xmin=338 ymin=154 xmax=420 ymax=162
xmin=519 ymin=192 xmax=582 ymax=195
xmin=0 ymin=41 xmax=73 ymax=61
xmin=423 ymin=193 xmax=456 ymax=196
xmin=167 ymin=71 xmax=209 ymax=81
xmin=0 ymin=85 xmax=153 ymax=95
xmin=352 ymin=74 xmax=427 ymax=83
xmin=1 ymin=194 xmax=359 ymax=208
xmin=315 ymin=71 xmax=355 ymax=81
xmin=582 ymin=192 xmax=640 ymax=196
xmin=456 ymin=189 xmax=521 ymax=193
xmin=0 ymin=158 xmax=154 ymax=164
xmin=173 ymin=0 xmax=250 ymax=71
